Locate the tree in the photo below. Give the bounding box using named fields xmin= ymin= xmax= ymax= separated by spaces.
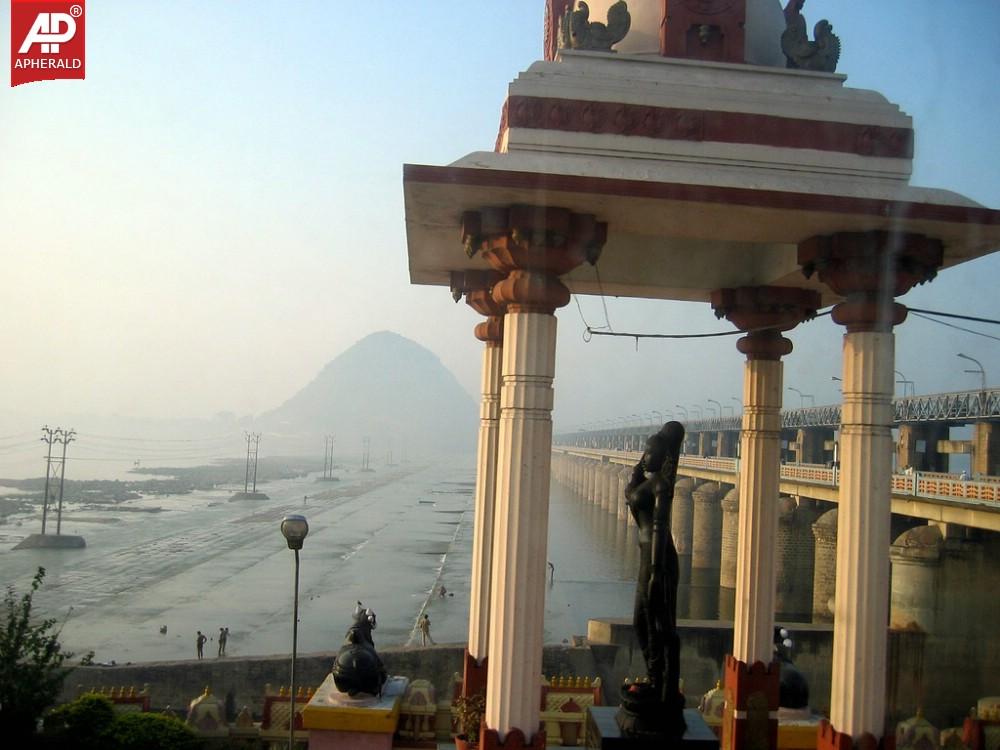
xmin=0 ymin=567 xmax=87 ymax=741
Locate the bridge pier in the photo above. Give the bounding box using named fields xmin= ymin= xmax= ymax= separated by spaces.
xmin=775 ymin=497 xmax=820 ymax=622
xmin=896 ymin=423 xmax=950 ymax=472
xmin=672 ymin=477 xmax=696 ymax=600
xmin=717 ymin=430 xmax=738 ymax=458
xmin=589 ymin=459 xmax=599 ymax=504
xmin=616 ymin=465 xmax=629 ymax=522
xmin=691 ymin=481 xmax=723 ymax=619
xmin=811 ymin=508 xmax=839 ymax=623
xmin=973 ymin=422 xmax=1000 ymax=477
xmin=585 ymin=459 xmax=597 ymax=505
xmin=602 ymin=462 xmax=617 ymax=512
xmin=795 ymin=428 xmax=834 ymax=465
xmin=719 ymin=488 xmax=740 ymax=620
xmin=890 ymin=525 xmax=944 ymax=634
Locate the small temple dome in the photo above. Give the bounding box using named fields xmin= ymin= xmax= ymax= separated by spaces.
xmin=895 ymin=709 xmax=939 ymax=750
xmin=186 ymin=686 xmax=227 ymax=737
xmin=575 ymin=0 xmax=786 ymax=67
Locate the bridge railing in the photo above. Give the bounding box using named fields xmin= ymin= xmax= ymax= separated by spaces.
xmin=556 ymin=446 xmax=1000 ymax=508
xmin=677 ymin=455 xmax=738 ymax=473
xmin=779 ymin=463 xmax=837 ymax=486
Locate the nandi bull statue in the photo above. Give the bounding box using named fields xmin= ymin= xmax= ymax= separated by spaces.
xmin=331 ymin=601 xmax=388 ymax=697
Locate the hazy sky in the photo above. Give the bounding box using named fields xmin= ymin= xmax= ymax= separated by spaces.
xmin=2 ymin=1 xmax=998 ymax=441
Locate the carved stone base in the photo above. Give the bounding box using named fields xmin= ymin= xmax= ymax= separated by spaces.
xmin=480 ymin=724 xmax=545 ymax=750
xmin=463 ymin=651 xmax=488 ymax=700
xmin=721 ymin=656 xmax=779 ymax=750
xmin=588 ymin=707 xmax=718 ymax=749
xmin=615 ymin=682 xmax=686 ymax=741
xmin=817 ymin=719 xmax=894 ymax=750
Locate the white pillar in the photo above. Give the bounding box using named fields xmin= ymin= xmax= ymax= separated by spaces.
xmin=732 ymin=357 xmax=782 ymax=664
xmin=486 ymin=308 xmax=558 ymax=738
xmin=468 ymin=341 xmax=503 ymax=661
xmin=830 ymin=331 xmax=894 ymax=736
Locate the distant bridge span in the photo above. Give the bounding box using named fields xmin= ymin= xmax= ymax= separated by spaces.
xmin=553 ymin=447 xmax=1000 ymax=533
xmin=559 ymin=387 xmax=1000 ymax=436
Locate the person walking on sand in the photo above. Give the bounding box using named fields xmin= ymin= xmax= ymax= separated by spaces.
xmin=218 ymin=627 xmax=228 ymax=657
xmin=196 ymin=630 xmax=207 ymax=660
xmin=418 ymin=614 xmax=435 ymax=646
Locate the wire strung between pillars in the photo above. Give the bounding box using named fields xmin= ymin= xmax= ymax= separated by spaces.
xmin=583 ymin=311 xmax=833 ymax=350
xmin=578 ymin=302 xmax=1000 ymax=349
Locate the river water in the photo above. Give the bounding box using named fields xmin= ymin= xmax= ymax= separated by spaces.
xmin=0 ymin=460 xmax=640 ymax=664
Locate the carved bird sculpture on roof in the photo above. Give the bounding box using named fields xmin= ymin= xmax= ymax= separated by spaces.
xmin=563 ymin=0 xmax=631 ymax=52
xmin=781 ymin=0 xmax=841 ymax=73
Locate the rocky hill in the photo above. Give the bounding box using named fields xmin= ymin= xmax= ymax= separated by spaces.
xmin=258 ymin=331 xmax=477 ymax=458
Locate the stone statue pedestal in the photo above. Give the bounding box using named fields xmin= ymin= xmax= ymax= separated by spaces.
xmin=586 ymin=707 xmax=718 ymax=749
xmin=302 ymin=674 xmax=408 ymax=750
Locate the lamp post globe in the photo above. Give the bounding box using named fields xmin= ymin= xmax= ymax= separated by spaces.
xmin=281 ymin=514 xmax=309 ymax=550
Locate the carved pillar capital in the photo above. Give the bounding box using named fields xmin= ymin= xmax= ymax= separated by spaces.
xmin=460 ymin=204 xmax=606 ymax=315
xmin=461 ymin=205 xmax=606 ymax=276
xmin=798 ymin=231 xmax=943 ymax=333
xmin=492 ymin=270 xmax=570 ymax=314
xmin=711 ymin=286 xmax=820 ymax=360
xmin=451 ymin=270 xmax=507 ymax=344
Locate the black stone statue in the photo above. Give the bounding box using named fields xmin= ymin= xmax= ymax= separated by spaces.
xmin=618 ymin=421 xmax=686 ymax=739
xmin=331 ymin=602 xmax=388 ymax=697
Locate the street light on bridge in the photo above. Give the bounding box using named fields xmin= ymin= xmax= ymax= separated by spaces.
xmin=787 ymin=386 xmax=814 ymax=407
xmin=957 ymin=353 xmax=986 ymax=392
xmin=895 ymin=369 xmax=915 ymax=397
xmin=675 ymin=405 xmax=689 ymax=419
xmin=707 ymin=398 xmax=722 ymax=417
xmin=690 ymin=405 xmax=704 ymax=419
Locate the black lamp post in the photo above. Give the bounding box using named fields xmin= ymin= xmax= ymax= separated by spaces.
xmin=281 ymin=514 xmax=309 ymax=749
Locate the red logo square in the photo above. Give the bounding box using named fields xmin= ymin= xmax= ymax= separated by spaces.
xmin=10 ymin=0 xmax=85 ymax=87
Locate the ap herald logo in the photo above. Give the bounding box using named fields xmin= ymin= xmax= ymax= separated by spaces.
xmin=10 ymin=0 xmax=85 ymax=87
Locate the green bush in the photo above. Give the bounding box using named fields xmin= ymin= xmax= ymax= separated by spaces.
xmin=41 ymin=694 xmax=202 ymax=749
xmin=107 ymin=712 xmax=202 ymax=750
xmin=45 ymin=693 xmax=115 ymax=748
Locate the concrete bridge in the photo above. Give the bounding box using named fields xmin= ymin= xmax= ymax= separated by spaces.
xmin=557 ymin=386 xmax=1000 ymax=482
xmin=553 ymin=446 xmax=1000 ymax=532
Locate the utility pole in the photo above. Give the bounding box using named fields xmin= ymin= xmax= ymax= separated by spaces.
xmin=323 ymin=435 xmax=335 ymax=480
xmin=243 ymin=432 xmax=253 ymax=493
xmin=40 ymin=426 xmax=58 ymax=535
xmin=250 ymin=433 xmax=261 ymax=493
xmin=362 ymin=437 xmax=371 ymax=471
xmin=55 ymin=429 xmax=76 ymax=535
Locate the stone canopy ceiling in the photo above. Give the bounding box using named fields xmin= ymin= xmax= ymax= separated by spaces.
xmin=403 ymin=9 xmax=1000 ymax=308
